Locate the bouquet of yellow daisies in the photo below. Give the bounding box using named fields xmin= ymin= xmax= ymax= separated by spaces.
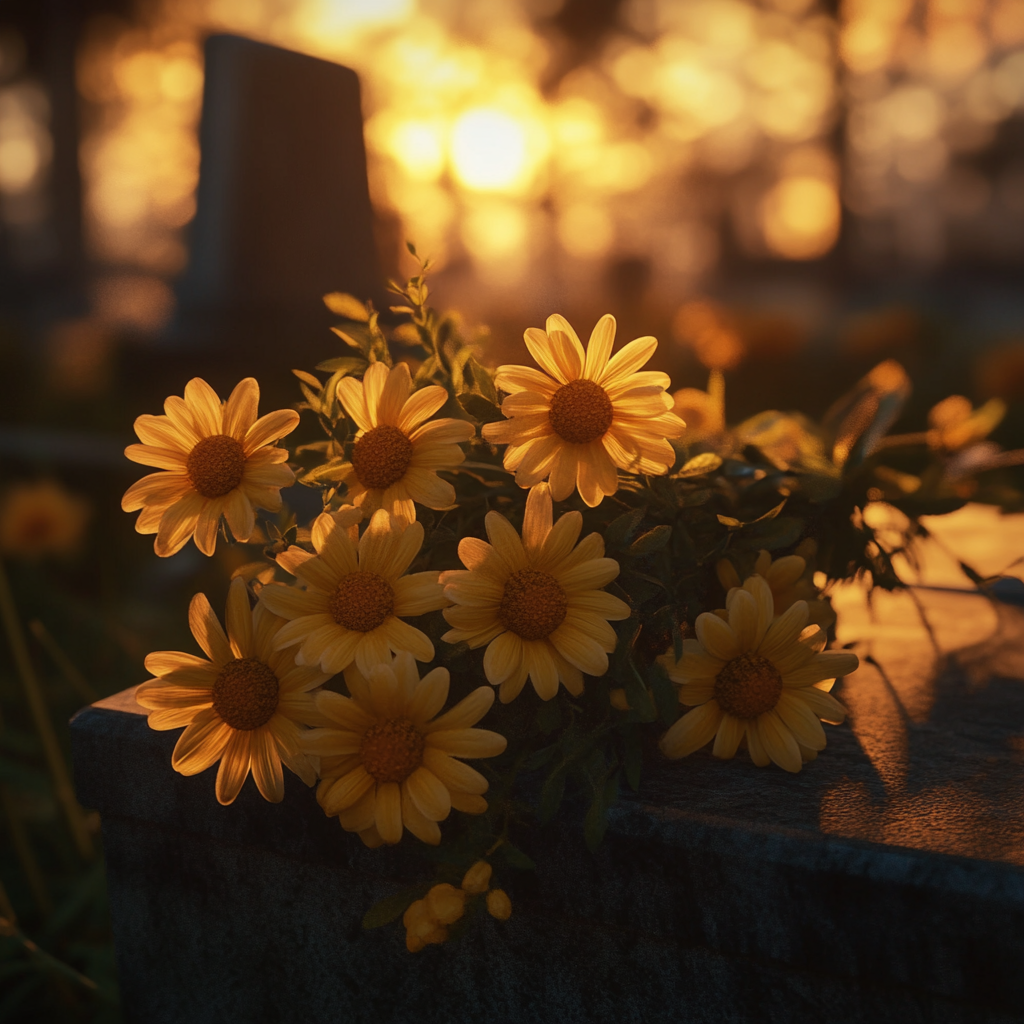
xmin=119 ymin=247 xmax=1019 ymax=951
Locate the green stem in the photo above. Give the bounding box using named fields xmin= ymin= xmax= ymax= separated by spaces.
xmin=28 ymin=620 xmax=98 ymax=704
xmin=0 ymin=871 xmax=18 ymax=924
xmin=0 ymin=784 xmax=51 ymax=917
xmin=0 ymin=915 xmax=98 ymax=992
xmin=0 ymin=560 xmax=94 ymax=861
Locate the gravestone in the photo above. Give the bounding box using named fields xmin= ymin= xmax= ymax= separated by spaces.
xmin=70 ymin=513 xmax=1024 ymax=1024
xmin=170 ymin=34 xmax=385 ymax=358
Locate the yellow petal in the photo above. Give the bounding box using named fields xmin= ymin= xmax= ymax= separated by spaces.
xmin=215 ymin=731 xmax=252 ymax=805
xmin=405 ymin=766 xmax=451 ymax=822
xmin=712 ymin=714 xmax=745 ymax=760
xmin=250 ymin=727 xmax=285 ymax=802
xmin=375 ymin=781 xmax=403 ymax=843
xmin=658 ymin=701 xmax=722 ymax=759
xmin=757 ymin=709 xmax=802 ymax=772
xmin=694 ymin=612 xmax=740 ymax=662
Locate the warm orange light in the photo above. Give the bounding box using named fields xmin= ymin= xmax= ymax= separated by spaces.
xmin=450 ymin=108 xmax=531 ymax=193
xmin=760 ymin=176 xmax=841 ymax=260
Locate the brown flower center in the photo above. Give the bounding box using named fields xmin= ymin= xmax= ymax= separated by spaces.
xmin=548 ymin=379 xmax=614 ymax=445
xmin=187 ymin=434 xmax=246 ymax=498
xmin=328 ymin=571 xmax=395 ymax=632
xmin=361 ymin=718 xmax=424 ymax=783
xmin=500 ymin=568 xmax=568 ymax=641
xmin=714 ymin=652 xmax=783 ymax=720
xmin=351 ymin=424 xmax=414 ymax=491
xmin=212 ymin=657 xmax=279 ymax=731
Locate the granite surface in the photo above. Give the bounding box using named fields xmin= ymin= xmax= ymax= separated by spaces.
xmin=71 ymin=576 xmax=1024 ymax=1024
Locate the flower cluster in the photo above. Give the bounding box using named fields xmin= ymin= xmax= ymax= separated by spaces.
xmin=126 ymin=260 xmax=1021 ymax=953
xmin=403 ymin=860 xmax=510 ymax=952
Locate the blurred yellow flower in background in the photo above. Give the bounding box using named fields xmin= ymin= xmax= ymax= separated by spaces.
xmin=333 ymin=361 xmax=475 ymax=525
xmin=0 ymin=480 xmax=89 ymax=560
xmin=136 ymin=577 xmax=328 ymax=805
xmin=927 ymin=395 xmax=1006 ymax=452
xmin=482 ymin=314 xmax=685 ymax=506
xmin=122 ymin=377 xmax=298 ymax=557
xmin=304 ymin=652 xmax=506 ymax=847
xmin=659 ymin=575 xmax=857 ymax=772
xmin=717 ymin=541 xmax=833 ymax=628
xmin=441 ymin=483 xmax=630 ymax=702
xmin=259 ymin=508 xmax=444 ymax=677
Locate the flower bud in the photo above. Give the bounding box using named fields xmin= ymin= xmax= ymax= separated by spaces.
xmin=486 ymin=888 xmax=512 ymax=921
xmin=461 ymin=860 xmax=492 ymax=894
xmin=609 ymin=688 xmax=630 ymax=711
xmin=426 ymin=883 xmax=466 ymax=925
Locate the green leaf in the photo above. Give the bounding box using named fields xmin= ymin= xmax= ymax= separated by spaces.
xmin=743 ymin=516 xmax=803 ymax=551
xmin=457 ymin=392 xmax=503 ymax=425
xmin=535 ymin=699 xmax=562 ymax=735
xmin=330 ymin=326 xmax=367 ymax=352
xmin=296 ymin=458 xmax=349 ymax=485
xmin=629 ymin=524 xmax=672 ymax=556
xmin=583 ymin=772 xmax=619 ymax=853
xmin=498 ymin=843 xmax=536 ymax=871
xmin=677 ymin=452 xmax=723 ymax=478
xmin=323 ymin=291 xmax=369 ymax=321
xmin=649 ymin=663 xmax=679 ymax=726
xmin=604 ymin=508 xmax=644 ymax=549
xmin=717 ymin=499 xmax=787 ymax=530
xmin=467 ymin=356 xmax=498 ymax=403
xmin=623 ymin=662 xmax=656 ymax=723
xmin=362 ymin=885 xmax=430 ymax=929
xmin=538 ymin=767 xmax=567 ymax=824
xmin=291 ymin=369 xmax=321 ymax=388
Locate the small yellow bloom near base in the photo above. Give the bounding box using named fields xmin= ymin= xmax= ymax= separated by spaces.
xmin=486 ymin=889 xmax=512 ymax=921
xmin=658 ymin=575 xmax=858 ymax=772
xmin=402 ymin=862 xmax=509 ymax=951
xmin=332 ymin=361 xmax=475 ymax=525
xmin=304 ymin=652 xmax=506 ymax=846
xmin=135 ymin=577 xmax=327 ymax=804
xmin=440 ymin=482 xmax=630 ymax=702
xmin=482 ymin=314 xmax=685 ymax=507
xmin=259 ymin=507 xmax=445 ymax=677
xmin=461 ymin=860 xmax=492 ymax=894
xmin=122 ymin=377 xmax=299 ymax=557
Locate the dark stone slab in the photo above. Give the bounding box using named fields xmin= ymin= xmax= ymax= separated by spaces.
xmin=172 ymin=35 xmax=384 ymax=355
xmin=70 ymin=584 xmax=1024 ymax=1024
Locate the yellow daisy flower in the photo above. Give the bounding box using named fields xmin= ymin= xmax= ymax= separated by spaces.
xmin=304 ymin=652 xmax=506 ymax=846
xmin=258 ymin=507 xmax=444 ymax=677
xmin=334 ymin=361 xmax=475 ymax=525
xmin=122 ymin=377 xmax=298 ymax=557
xmin=658 ymin=575 xmax=858 ymax=772
xmin=481 ymin=314 xmax=685 ymax=507
xmin=440 ymin=483 xmax=630 ymax=703
xmin=135 ymin=577 xmax=328 ymax=805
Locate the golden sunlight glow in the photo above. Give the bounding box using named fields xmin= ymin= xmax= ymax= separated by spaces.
xmin=450 ymin=107 xmax=531 ymax=193
xmin=761 ymin=176 xmax=841 ymax=260
xmin=387 ymin=119 xmax=446 ymax=183
xmin=557 ymin=204 xmax=614 ymax=259
xmin=0 ymin=85 xmax=50 ymax=194
xmin=73 ymin=0 xmax=1024 ymax=289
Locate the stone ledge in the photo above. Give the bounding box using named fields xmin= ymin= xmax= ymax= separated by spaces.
xmin=71 ymin=683 xmax=1024 ymax=1024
